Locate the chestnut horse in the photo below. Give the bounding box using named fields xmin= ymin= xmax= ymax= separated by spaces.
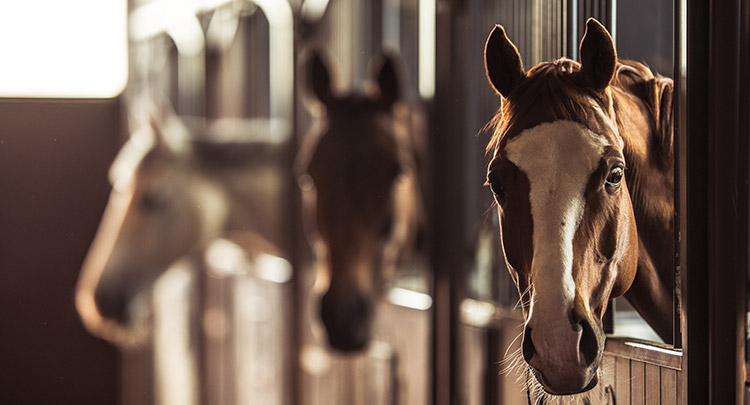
xmin=296 ymin=51 xmax=426 ymax=351
xmin=75 ymin=106 xmax=284 ymax=345
xmin=484 ymin=19 xmax=673 ymax=395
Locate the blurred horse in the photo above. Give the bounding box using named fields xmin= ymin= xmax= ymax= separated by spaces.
xmin=484 ymin=19 xmax=673 ymax=396
xmin=296 ymin=50 xmax=426 ymax=351
xmin=75 ymin=105 xmax=284 ymax=345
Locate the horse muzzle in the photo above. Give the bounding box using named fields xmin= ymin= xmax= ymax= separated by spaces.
xmin=320 ymin=289 xmax=374 ymax=352
xmin=522 ymin=316 xmax=605 ymax=395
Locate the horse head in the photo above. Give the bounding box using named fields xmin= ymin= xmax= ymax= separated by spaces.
xmin=298 ymin=50 xmax=423 ymax=352
xmin=75 ymin=109 xmax=228 ymax=345
xmin=484 ymin=19 xmax=648 ymax=394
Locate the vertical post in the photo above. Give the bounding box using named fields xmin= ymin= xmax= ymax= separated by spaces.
xmin=678 ymin=0 xmax=709 ymax=401
xmin=679 ymin=0 xmax=748 ymax=402
xmin=675 ymin=0 xmax=686 ymax=386
xmin=566 ymin=0 xmax=577 ymax=60
xmin=742 ymin=0 xmax=750 ymax=372
xmin=289 ymin=8 xmax=303 ymax=405
xmin=609 ymin=0 xmax=616 ymax=45
xmin=431 ymin=1 xmax=465 ymax=404
xmin=707 ymin=0 xmax=747 ymax=401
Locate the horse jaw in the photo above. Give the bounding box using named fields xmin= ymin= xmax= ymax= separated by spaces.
xmin=76 ymin=279 xmax=151 ymax=347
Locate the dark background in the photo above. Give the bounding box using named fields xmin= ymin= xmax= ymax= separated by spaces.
xmin=0 ymin=99 xmax=121 ymax=404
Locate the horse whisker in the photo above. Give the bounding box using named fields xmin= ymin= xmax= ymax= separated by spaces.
xmin=502 ymin=338 xmax=609 ymax=405
xmin=503 ymin=329 xmax=525 ymax=358
xmin=514 ymin=283 xmax=534 ymax=311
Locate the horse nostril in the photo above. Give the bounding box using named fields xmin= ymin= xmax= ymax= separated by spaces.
xmin=578 ymin=318 xmax=599 ymax=367
xmin=522 ymin=326 xmax=536 ymax=362
xmin=93 ymin=286 xmax=129 ymax=324
xmin=349 ymin=293 xmax=372 ymax=321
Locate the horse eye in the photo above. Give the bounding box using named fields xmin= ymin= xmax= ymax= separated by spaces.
xmin=490 ymin=181 xmax=506 ymax=202
xmin=141 ymin=188 xmax=169 ymax=211
xmin=605 ymin=166 xmax=624 ymax=189
xmin=390 ymin=165 xmax=402 ymax=181
xmin=380 ymin=215 xmax=394 ymax=238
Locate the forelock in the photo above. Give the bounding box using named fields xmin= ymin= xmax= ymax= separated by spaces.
xmin=486 ymin=58 xmax=609 ymax=155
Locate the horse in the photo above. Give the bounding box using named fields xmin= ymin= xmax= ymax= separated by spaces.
xmin=75 ymin=105 xmax=286 ymax=345
xmin=483 ymin=18 xmax=674 ymax=396
xmin=296 ymin=50 xmax=426 ymax=352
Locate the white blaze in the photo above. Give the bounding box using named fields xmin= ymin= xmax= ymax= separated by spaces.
xmin=505 ymin=120 xmax=608 ymax=327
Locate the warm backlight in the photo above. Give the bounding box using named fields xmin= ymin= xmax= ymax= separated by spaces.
xmin=0 ymin=0 xmax=128 ymax=98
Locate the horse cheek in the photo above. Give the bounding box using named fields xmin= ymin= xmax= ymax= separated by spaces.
xmin=498 ymin=209 xmax=530 ymax=306
xmin=611 ymin=203 xmax=638 ymax=297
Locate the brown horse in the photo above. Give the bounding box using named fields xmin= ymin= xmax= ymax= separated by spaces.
xmin=484 ymin=19 xmax=673 ymax=395
xmin=296 ymin=50 xmax=426 ymax=352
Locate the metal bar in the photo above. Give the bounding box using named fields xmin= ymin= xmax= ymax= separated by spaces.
xmin=289 ymin=14 xmax=303 ymax=405
xmin=419 ymin=0 xmax=436 ymax=98
xmin=741 ymin=0 xmax=750 ymax=370
xmin=567 ymin=0 xmax=577 ymax=59
xmin=610 ymin=0 xmax=616 ymax=45
xmin=679 ymin=0 xmax=709 ymax=401
xmin=672 ymin=0 xmax=685 ymax=352
xmin=483 ymin=328 xmax=501 ymax=404
xmin=248 ymin=0 xmax=293 ymax=130
xmin=432 ymin=1 xmax=466 ymax=403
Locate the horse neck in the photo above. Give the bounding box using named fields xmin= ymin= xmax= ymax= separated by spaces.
xmin=612 ymin=87 xmax=675 ymax=343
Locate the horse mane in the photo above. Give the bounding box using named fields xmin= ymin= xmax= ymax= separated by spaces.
xmin=611 ymin=61 xmax=674 ymax=165
xmin=485 ymin=58 xmax=673 ymax=163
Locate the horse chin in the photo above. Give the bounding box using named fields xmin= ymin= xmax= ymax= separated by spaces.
xmin=92 ymin=319 xmax=150 ymax=348
xmin=80 ymin=290 xmax=152 ymax=348
xmin=533 ymin=368 xmax=599 ymax=396
xmin=321 ymin=308 xmax=373 ymax=353
xmin=326 ymin=331 xmax=371 ymax=353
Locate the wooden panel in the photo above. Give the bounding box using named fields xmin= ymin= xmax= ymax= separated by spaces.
xmin=375 ymin=303 xmax=430 ymax=405
xmin=615 ymin=357 xmax=631 ymax=404
xmin=630 ymin=361 xmax=645 ymax=405
xmin=660 ymin=368 xmax=678 ymax=405
xmin=299 ymin=289 xmax=429 ymax=405
xmin=605 ymin=337 xmax=682 ymax=371
xmin=591 ymin=354 xmax=617 ymax=404
xmin=458 ymin=324 xmax=485 ymax=405
xmin=600 ymin=354 xmax=617 ymax=392
xmin=645 ymin=364 xmax=661 ymax=402
xmin=497 ymin=321 xmax=527 ymax=405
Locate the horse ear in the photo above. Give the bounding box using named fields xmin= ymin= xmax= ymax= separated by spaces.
xmin=149 ymin=114 xmax=174 ymax=155
xmin=372 ymin=52 xmax=401 ymax=105
xmin=579 ymin=18 xmax=617 ymax=91
xmin=484 ymin=25 xmax=525 ymax=98
xmin=147 ymin=100 xmax=189 ymax=156
xmin=308 ymin=50 xmax=334 ymax=104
